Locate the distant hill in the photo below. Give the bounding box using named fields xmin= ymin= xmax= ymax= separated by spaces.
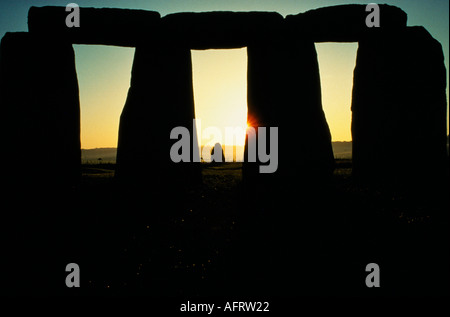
xmin=81 ymin=142 xmax=354 ymax=163
xmin=81 ymin=147 xmax=117 ymax=163
xmin=331 ymin=141 xmax=352 ymax=159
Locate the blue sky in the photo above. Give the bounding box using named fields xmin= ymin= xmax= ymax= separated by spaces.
xmin=1 ymin=0 xmax=448 ymax=41
xmin=0 ymin=0 xmax=448 ymax=147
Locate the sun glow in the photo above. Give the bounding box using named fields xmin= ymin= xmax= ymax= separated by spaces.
xmin=191 ymin=48 xmax=248 ymax=147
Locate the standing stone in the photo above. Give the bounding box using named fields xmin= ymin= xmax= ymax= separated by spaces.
xmin=241 ymin=24 xmax=335 ymax=296
xmin=0 ymin=32 xmax=80 ymax=191
xmin=244 ymin=26 xmax=335 ymax=197
xmin=210 ymin=143 xmax=225 ymax=163
xmin=115 ymin=42 xmax=201 ymax=193
xmin=352 ymin=26 xmax=448 ymax=192
xmin=0 ymin=32 xmax=80 ymax=294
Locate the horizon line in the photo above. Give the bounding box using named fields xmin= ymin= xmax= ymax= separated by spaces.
xmin=81 ymin=140 xmax=354 ymax=150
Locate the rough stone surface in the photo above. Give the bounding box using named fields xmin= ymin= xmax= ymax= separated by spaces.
xmin=285 ymin=4 xmax=407 ymax=42
xmin=351 ymin=26 xmax=448 ymax=192
xmin=28 ymin=6 xmax=160 ymax=47
xmin=0 ymin=32 xmax=81 ymax=293
xmin=243 ymin=30 xmax=335 ymax=198
xmin=162 ymin=11 xmax=283 ymax=49
xmin=115 ymin=42 xmax=201 ymax=191
xmin=241 ymin=30 xmax=336 ymax=291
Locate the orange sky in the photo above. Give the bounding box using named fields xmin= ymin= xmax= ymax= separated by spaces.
xmin=75 ymin=44 xmax=358 ymax=149
xmin=1 ymin=0 xmax=447 ymax=149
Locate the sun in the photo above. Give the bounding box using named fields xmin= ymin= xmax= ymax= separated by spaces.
xmin=246 ymin=115 xmax=257 ymax=130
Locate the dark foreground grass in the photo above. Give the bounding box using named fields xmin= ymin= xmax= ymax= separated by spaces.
xmin=72 ymin=160 xmax=450 ymax=297
xmin=2 ymin=160 xmax=448 ymax=302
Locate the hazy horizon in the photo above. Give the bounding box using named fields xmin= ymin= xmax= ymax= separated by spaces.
xmin=81 ymin=141 xmax=354 ymax=163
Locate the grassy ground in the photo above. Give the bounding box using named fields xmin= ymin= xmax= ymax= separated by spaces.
xmin=2 ymin=160 xmax=448 ymax=300
xmin=71 ymin=160 xmax=450 ymax=297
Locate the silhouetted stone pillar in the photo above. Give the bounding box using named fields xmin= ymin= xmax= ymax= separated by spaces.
xmin=0 ymin=32 xmax=80 ymax=294
xmin=352 ymin=27 xmax=448 ymax=192
xmin=116 ymin=43 xmax=201 ymax=192
xmin=244 ymin=31 xmax=335 ymax=197
xmin=0 ymin=32 xmax=80 ymax=191
xmin=242 ymin=26 xmax=335 ymax=296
